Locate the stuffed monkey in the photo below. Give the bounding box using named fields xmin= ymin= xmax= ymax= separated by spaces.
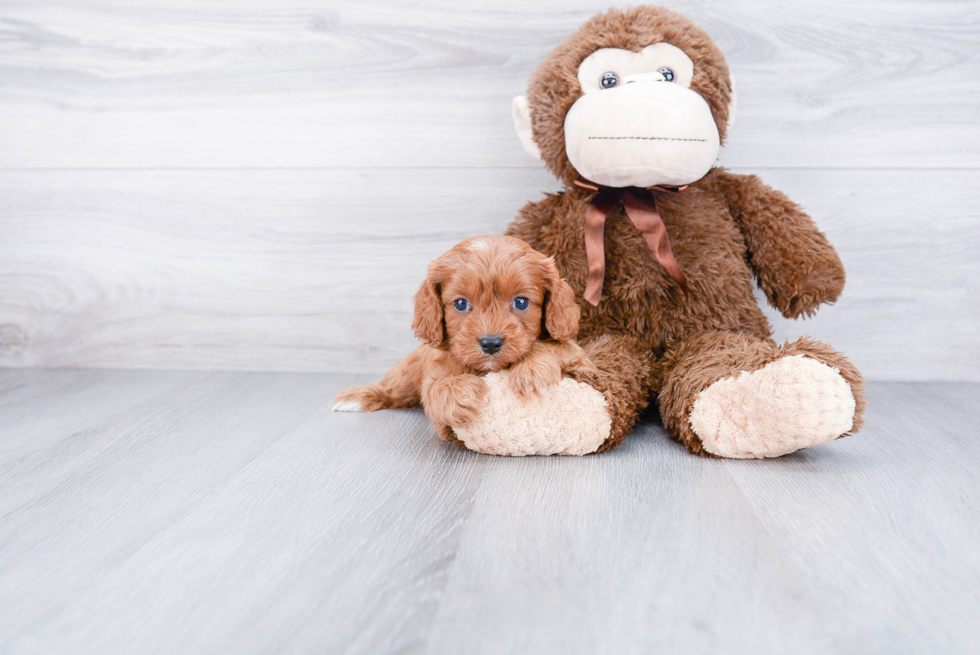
xmin=494 ymin=5 xmax=866 ymax=458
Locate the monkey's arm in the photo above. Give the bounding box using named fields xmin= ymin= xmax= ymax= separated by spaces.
xmin=712 ymin=169 xmax=845 ymax=319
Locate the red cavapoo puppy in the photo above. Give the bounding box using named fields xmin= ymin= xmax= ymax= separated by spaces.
xmin=333 ymin=235 xmax=596 ymax=442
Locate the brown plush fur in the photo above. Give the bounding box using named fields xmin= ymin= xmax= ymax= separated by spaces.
xmin=657 ymin=331 xmax=866 ymax=456
xmin=334 ymin=235 xmax=596 ymax=444
xmin=506 ymin=6 xmax=865 ymax=455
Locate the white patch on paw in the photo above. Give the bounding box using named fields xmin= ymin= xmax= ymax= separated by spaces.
xmin=332 ymin=400 xmax=364 ymax=412
xmin=453 ymin=372 xmax=611 ymax=456
xmin=689 ymin=354 xmax=855 ymax=459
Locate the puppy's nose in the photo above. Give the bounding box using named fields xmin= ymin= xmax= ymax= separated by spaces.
xmin=478 ymin=334 xmax=505 ymax=355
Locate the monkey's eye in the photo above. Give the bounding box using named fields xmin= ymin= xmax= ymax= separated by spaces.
xmin=658 ymin=67 xmax=675 ymax=82
xmin=453 ymin=298 xmax=470 ymax=312
xmin=512 ymin=297 xmax=530 ymax=311
xmin=600 ymin=72 xmax=619 ymax=89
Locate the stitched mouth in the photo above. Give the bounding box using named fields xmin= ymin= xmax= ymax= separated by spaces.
xmin=588 ymin=136 xmax=707 ymax=142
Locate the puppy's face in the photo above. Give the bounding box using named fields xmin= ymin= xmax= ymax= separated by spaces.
xmin=412 ymin=236 xmax=580 ymax=371
xmin=441 ymin=252 xmax=544 ymax=371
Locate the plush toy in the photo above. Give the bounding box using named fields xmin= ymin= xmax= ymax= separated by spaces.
xmin=484 ymin=5 xmax=865 ymax=458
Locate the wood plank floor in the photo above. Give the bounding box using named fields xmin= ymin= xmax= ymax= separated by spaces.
xmin=1 ymin=369 xmax=978 ymax=654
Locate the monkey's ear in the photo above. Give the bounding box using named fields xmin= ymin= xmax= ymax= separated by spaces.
xmin=541 ymin=258 xmax=580 ymax=343
xmin=512 ymin=95 xmax=542 ymax=160
xmin=411 ymin=262 xmax=448 ymax=349
xmin=725 ymin=71 xmax=738 ymax=136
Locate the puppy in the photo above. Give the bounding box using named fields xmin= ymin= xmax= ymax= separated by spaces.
xmin=332 ymin=235 xmax=596 ymax=442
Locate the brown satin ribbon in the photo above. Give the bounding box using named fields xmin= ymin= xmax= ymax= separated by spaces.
xmin=575 ymin=180 xmax=689 ymax=306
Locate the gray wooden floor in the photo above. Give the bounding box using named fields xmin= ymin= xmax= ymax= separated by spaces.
xmin=0 ymin=369 xmax=977 ymax=654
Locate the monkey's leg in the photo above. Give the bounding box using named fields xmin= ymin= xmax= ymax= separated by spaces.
xmin=332 ymin=346 xmax=427 ymax=412
xmin=573 ymin=333 xmax=656 ymax=452
xmin=449 ymin=333 xmax=648 ymax=456
xmin=658 ymin=331 xmax=866 ymax=458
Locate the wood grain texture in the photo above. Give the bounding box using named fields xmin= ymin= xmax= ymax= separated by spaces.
xmin=0 ymin=0 xmax=977 ymax=169
xmin=1 ymin=0 xmax=977 ymax=378
xmin=1 ymin=369 xmax=978 ymax=654
xmin=1 ymin=167 xmax=977 ymax=380
xmin=0 ymin=369 xmax=487 ymax=654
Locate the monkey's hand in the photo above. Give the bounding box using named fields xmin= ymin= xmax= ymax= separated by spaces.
xmin=421 ymin=374 xmax=488 ymax=436
xmin=714 ymin=170 xmax=845 ymax=319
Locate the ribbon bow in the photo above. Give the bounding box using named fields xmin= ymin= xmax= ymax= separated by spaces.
xmin=575 ymin=180 xmax=689 ymax=306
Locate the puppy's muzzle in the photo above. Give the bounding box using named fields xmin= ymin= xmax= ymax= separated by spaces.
xmin=478 ymin=334 xmax=505 ymax=355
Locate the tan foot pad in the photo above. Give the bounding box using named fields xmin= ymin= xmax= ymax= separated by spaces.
xmin=453 ymin=372 xmax=611 ymax=456
xmin=690 ymin=354 xmax=856 ymax=459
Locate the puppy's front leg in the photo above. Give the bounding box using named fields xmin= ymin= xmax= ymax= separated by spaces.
xmin=558 ymin=341 xmax=599 ymax=378
xmin=422 ymin=374 xmax=488 ymax=440
xmin=509 ymin=341 xmax=563 ymax=397
xmin=509 ymin=341 xmax=598 ymax=397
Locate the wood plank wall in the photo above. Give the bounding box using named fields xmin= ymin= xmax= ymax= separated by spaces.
xmin=1 ymin=0 xmax=978 ymax=380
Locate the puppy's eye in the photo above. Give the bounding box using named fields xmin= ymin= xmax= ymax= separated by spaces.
xmin=658 ymin=67 xmax=675 ymax=82
xmin=453 ymin=298 xmax=470 ymax=312
xmin=512 ymin=297 xmax=530 ymax=311
xmin=600 ymin=72 xmax=619 ymax=89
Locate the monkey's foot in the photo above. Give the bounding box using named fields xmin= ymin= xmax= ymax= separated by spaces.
xmin=453 ymin=371 xmax=611 ymax=456
xmin=689 ymin=354 xmax=856 ymax=459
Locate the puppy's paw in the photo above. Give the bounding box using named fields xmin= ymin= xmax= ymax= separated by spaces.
xmin=565 ymin=356 xmax=599 ymax=378
xmin=436 ymin=423 xmax=458 ymax=442
xmin=332 ymin=384 xmax=389 ymax=412
xmin=425 ymin=374 xmax=488 ymax=430
xmin=332 ymin=398 xmax=364 ymax=412
xmin=509 ymin=356 xmax=562 ymax=398
xmin=448 ymin=375 xmax=489 ymax=428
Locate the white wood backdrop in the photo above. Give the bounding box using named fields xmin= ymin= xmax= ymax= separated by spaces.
xmin=0 ymin=0 xmax=978 ymax=380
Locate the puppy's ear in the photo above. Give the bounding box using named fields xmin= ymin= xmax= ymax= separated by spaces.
xmin=412 ymin=259 xmax=448 ymax=349
xmin=541 ymin=257 xmax=580 ymax=342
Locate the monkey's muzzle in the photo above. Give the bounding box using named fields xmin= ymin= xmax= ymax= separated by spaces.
xmin=564 ymin=81 xmax=720 ymax=188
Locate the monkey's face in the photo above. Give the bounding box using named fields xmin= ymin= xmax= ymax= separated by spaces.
xmin=512 ymin=7 xmax=736 ymax=189
xmin=563 ymin=44 xmax=720 ymax=188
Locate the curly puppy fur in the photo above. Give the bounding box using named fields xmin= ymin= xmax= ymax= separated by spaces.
xmin=505 ymin=6 xmax=865 ymax=455
xmin=333 ymin=235 xmax=595 ymax=445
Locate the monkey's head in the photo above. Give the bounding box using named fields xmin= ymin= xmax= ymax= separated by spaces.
xmin=513 ymin=6 xmax=736 ymax=189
